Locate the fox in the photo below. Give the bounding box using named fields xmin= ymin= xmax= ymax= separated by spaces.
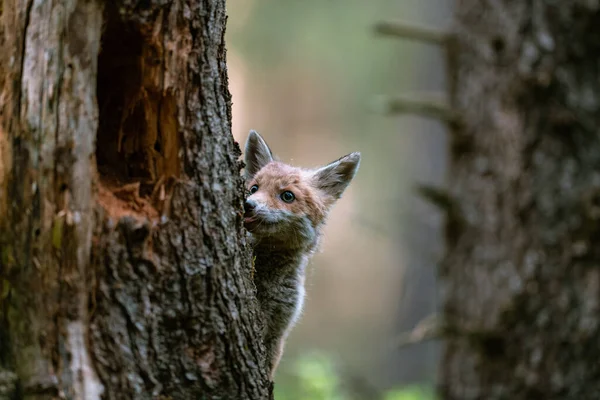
xmin=242 ymin=130 xmax=360 ymax=379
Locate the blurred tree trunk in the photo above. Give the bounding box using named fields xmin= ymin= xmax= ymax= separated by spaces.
xmin=0 ymin=0 xmax=272 ymax=399
xmin=441 ymin=1 xmax=600 ymax=399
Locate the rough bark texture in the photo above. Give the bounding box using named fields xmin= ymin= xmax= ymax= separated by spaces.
xmin=0 ymin=0 xmax=272 ymax=399
xmin=441 ymin=1 xmax=600 ymax=399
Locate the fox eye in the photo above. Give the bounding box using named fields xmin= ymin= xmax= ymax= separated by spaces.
xmin=280 ymin=190 xmax=295 ymax=203
xmin=249 ymin=184 xmax=259 ymax=194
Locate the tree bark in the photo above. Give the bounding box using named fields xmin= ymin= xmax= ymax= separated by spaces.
xmin=441 ymin=1 xmax=600 ymax=399
xmin=0 ymin=1 xmax=272 ymax=399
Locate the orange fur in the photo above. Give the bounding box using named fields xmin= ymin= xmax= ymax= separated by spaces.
xmin=247 ymin=162 xmax=328 ymax=227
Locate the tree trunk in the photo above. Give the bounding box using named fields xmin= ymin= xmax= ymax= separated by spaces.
xmin=0 ymin=1 xmax=272 ymax=399
xmin=441 ymin=1 xmax=600 ymax=399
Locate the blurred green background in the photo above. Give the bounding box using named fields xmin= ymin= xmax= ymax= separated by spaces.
xmin=226 ymin=1 xmax=452 ymax=398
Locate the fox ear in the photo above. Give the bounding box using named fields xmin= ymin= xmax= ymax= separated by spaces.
xmin=244 ymin=130 xmax=274 ymax=179
xmin=313 ymin=152 xmax=361 ymax=200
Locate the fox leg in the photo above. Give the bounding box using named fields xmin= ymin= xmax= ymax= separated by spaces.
xmin=265 ymin=335 xmax=287 ymax=380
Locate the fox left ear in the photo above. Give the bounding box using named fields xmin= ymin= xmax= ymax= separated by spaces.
xmin=313 ymin=152 xmax=361 ymax=200
xmin=244 ymin=130 xmax=274 ymax=179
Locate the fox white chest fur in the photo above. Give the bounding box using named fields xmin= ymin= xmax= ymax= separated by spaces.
xmin=242 ymin=130 xmax=360 ymax=379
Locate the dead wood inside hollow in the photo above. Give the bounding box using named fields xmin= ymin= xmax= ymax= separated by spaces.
xmin=96 ymin=4 xmax=180 ymax=221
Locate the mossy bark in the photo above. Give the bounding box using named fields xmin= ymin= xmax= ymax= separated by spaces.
xmin=0 ymin=1 xmax=272 ymax=399
xmin=441 ymin=2 xmax=600 ymax=399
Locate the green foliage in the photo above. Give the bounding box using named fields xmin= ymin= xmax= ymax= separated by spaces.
xmin=296 ymin=353 xmax=343 ymax=400
xmin=384 ymin=385 xmax=437 ymax=400
xmin=274 ymin=352 xmax=342 ymax=400
xmin=274 ymin=352 xmax=437 ymax=400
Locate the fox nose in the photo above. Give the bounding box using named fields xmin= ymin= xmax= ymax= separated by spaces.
xmin=244 ymin=199 xmax=256 ymax=214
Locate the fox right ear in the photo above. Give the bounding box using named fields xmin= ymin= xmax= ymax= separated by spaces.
xmin=244 ymin=130 xmax=274 ymax=179
xmin=313 ymin=152 xmax=361 ymax=201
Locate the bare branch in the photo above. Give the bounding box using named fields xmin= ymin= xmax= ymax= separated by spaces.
xmin=392 ymin=314 xmax=446 ymax=349
xmin=415 ymin=184 xmax=458 ymax=216
xmin=414 ymin=183 xmax=466 ymax=245
xmin=372 ymin=94 xmax=460 ymax=125
xmin=374 ymin=20 xmax=451 ymax=46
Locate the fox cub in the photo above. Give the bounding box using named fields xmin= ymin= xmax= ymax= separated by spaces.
xmin=243 ymin=130 xmax=360 ymax=379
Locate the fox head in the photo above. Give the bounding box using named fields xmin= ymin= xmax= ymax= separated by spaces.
xmin=243 ymin=130 xmax=360 ymax=251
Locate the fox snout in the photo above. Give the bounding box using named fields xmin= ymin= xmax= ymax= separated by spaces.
xmin=243 ymin=198 xmax=261 ymax=230
xmin=243 ymin=198 xmax=265 ymax=227
xmin=244 ymin=198 xmax=256 ymax=215
xmin=243 ymin=197 xmax=276 ymax=230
